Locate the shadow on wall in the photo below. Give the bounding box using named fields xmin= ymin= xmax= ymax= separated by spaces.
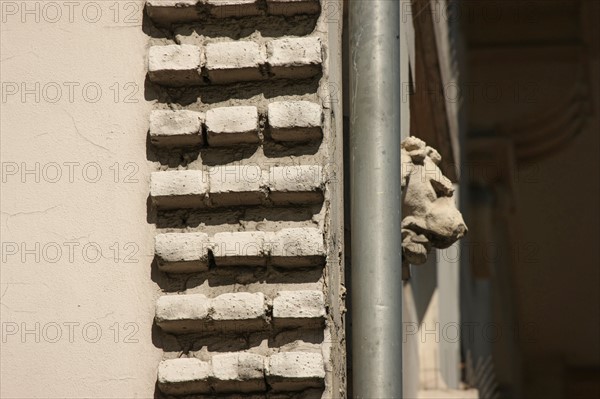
xmin=142 ymin=5 xmax=331 ymax=398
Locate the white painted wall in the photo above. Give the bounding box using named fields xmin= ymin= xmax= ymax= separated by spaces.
xmin=0 ymin=2 xmax=161 ymax=397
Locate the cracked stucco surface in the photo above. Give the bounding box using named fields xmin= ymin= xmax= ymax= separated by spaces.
xmin=0 ymin=1 xmax=162 ymax=397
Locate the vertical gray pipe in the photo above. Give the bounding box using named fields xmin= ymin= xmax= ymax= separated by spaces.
xmin=349 ymin=0 xmax=403 ymax=397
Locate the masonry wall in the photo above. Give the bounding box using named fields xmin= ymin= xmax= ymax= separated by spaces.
xmin=1 ymin=0 xmax=345 ymax=397
xmin=144 ymin=0 xmax=346 ymax=397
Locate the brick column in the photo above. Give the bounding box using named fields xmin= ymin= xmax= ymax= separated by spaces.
xmin=145 ymin=0 xmax=345 ymax=396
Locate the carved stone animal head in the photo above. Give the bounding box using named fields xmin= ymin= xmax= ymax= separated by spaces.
xmin=401 ymin=137 xmax=467 ymax=265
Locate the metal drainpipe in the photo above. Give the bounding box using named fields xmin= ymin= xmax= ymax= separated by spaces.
xmin=349 ymin=0 xmax=403 ymax=397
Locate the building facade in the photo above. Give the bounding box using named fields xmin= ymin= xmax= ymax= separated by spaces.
xmin=1 ymin=0 xmax=598 ymax=398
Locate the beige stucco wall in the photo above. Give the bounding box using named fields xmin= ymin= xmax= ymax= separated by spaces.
xmin=0 ymin=2 xmax=161 ymax=397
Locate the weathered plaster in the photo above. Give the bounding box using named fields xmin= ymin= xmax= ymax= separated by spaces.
xmin=0 ymin=2 xmax=162 ymax=397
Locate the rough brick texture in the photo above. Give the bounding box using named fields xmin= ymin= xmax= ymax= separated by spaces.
xmin=266 ymin=0 xmax=321 ymax=16
xmin=150 ymin=170 xmax=206 ymax=209
xmin=211 ymin=231 xmax=267 ymax=266
xmin=150 ymin=166 xmax=323 ymax=210
xmin=211 ymin=352 xmax=266 ymax=393
xmin=148 ymin=44 xmax=203 ymax=86
xmin=157 ymin=290 xmax=327 ymax=333
xmin=148 ymin=40 xmax=324 ymax=86
xmin=155 ymin=232 xmax=210 ymax=273
xmin=267 ymin=165 xmax=323 ymax=205
xmin=157 ymin=358 xmax=212 ymax=395
xmin=272 ymin=290 xmax=326 ymax=328
xmin=158 ymin=351 xmax=324 ymax=395
xmin=146 ymin=0 xmax=320 ymax=25
xmin=210 ymin=292 xmax=266 ymax=321
xmin=155 ymin=294 xmax=210 ymax=332
xmin=156 ymin=292 xmax=267 ymax=333
xmin=269 ymin=227 xmax=325 ymax=268
xmin=267 ymin=352 xmax=326 ymax=391
xmin=205 ymin=106 xmax=260 ymax=146
xmin=208 ymin=164 xmax=264 ymax=207
xmin=147 ymin=1 xmax=341 ymax=395
xmin=205 ymin=41 xmax=266 ymax=84
xmin=268 ymin=101 xmax=323 ymax=142
xmin=152 ymin=228 xmax=325 ymax=272
xmin=266 ymin=37 xmax=322 ymax=79
xmin=149 ymin=110 xmax=204 ymax=147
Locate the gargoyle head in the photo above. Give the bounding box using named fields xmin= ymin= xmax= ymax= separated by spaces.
xmin=401 ymin=137 xmax=467 ymax=265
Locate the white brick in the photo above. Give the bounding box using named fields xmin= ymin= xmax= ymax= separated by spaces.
xmin=146 ymin=0 xmax=201 ymax=26
xmin=211 ymin=352 xmax=266 ymax=393
xmin=148 ymin=44 xmax=203 ymax=86
xmin=266 ymin=37 xmax=322 ymax=79
xmin=207 ymin=164 xmax=263 ymax=207
xmin=157 ymin=358 xmax=211 ymax=395
xmin=147 ymin=0 xmax=197 ymax=7
xmin=272 ymin=290 xmax=326 ymax=319
xmin=208 ymin=165 xmax=263 ymax=192
xmin=205 ymin=106 xmax=260 ymax=146
xmin=266 ymin=0 xmax=320 ymax=16
xmin=156 ymin=292 xmax=267 ymax=333
xmin=155 ymin=294 xmax=210 ymax=332
xmin=269 ymin=228 xmax=325 ymax=268
xmin=267 ymin=352 xmax=325 ymax=391
xmin=267 ymin=165 xmax=322 ymax=192
xmin=211 ymin=231 xmax=267 ymax=266
xmin=268 ymin=101 xmax=322 ymax=141
xmin=205 ymin=41 xmax=266 ymax=84
xmin=207 ymin=0 xmax=261 ymax=18
xmin=150 ymin=170 xmax=207 ymax=209
xmin=155 ymin=232 xmax=211 ymax=273
xmin=267 ymin=37 xmax=322 ymax=66
xmin=149 ymin=110 xmax=204 ymax=147
xmin=150 ymin=170 xmax=206 ymax=197
xmin=210 ymin=292 xmax=266 ymax=321
xmin=272 ymin=289 xmax=326 ymax=328
xmin=267 ymin=165 xmax=323 ymax=205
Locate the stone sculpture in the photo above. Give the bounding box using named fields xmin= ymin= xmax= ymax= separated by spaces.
xmin=401 ymin=137 xmax=468 ymax=269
